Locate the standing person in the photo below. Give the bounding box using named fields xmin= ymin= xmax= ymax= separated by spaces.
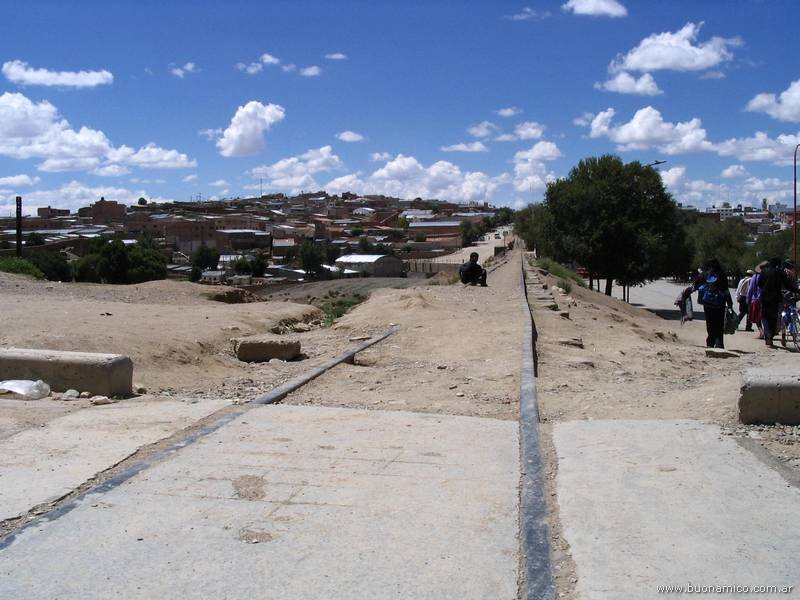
xmin=682 ymin=259 xmax=733 ymax=348
xmin=747 ymin=263 xmax=766 ymax=339
xmin=736 ymin=269 xmax=754 ymax=331
xmin=459 ymin=252 xmax=487 ymax=287
xmin=758 ymin=257 xmax=800 ymax=347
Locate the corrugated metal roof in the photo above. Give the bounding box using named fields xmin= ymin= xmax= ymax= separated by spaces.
xmin=408 ymin=221 xmax=461 ymax=227
xmin=336 ymin=254 xmax=396 ymax=263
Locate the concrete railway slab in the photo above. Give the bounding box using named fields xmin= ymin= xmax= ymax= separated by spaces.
xmin=0 ymin=404 xmax=520 ymax=600
xmin=553 ymin=419 xmax=800 ymax=599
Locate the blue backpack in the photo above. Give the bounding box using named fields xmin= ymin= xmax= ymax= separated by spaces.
xmin=698 ymin=275 xmax=726 ymax=307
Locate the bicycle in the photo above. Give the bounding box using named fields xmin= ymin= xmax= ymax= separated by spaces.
xmin=779 ymin=294 xmax=800 ymax=351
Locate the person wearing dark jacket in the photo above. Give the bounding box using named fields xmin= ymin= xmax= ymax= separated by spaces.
xmin=757 ymin=257 xmax=799 ymax=347
xmin=459 ymin=252 xmax=487 ymax=286
xmin=682 ymin=259 xmax=733 ymax=348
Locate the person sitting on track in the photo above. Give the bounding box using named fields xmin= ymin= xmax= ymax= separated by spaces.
xmin=459 ymin=252 xmax=488 ymax=287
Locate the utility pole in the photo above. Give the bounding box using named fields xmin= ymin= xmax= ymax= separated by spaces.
xmin=15 ymin=196 xmax=22 ymax=257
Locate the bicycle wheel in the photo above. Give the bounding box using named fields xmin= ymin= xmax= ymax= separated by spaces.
xmin=792 ymin=314 xmax=800 ymax=352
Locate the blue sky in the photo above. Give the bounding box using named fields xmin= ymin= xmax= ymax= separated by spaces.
xmin=1 ymin=0 xmax=800 ymax=215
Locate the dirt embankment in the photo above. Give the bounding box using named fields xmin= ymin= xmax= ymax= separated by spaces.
xmin=0 ymin=273 xmax=326 ymax=394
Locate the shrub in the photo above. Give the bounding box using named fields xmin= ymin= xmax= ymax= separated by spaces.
xmin=321 ymin=294 xmax=365 ymax=327
xmin=0 ymin=257 xmax=43 ymax=279
xmin=28 ymin=251 xmax=71 ymax=281
xmin=557 ymin=278 xmax=572 ymax=293
xmin=534 ymin=257 xmax=586 ymax=287
xmin=72 ymin=254 xmax=102 ymax=282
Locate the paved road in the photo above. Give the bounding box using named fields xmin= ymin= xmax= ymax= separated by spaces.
xmin=432 ymin=227 xmax=512 ymax=265
xmin=597 ymin=278 xmax=739 ymax=322
xmin=0 ymin=405 xmax=520 ymax=599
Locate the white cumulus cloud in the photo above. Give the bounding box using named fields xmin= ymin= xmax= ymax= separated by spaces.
xmin=108 ymin=143 xmax=196 ymax=169
xmin=513 ymin=148 xmax=560 ymax=193
xmin=496 ymin=107 xmax=523 ymax=118
xmin=610 ymin=22 xmax=741 ymax=73
xmin=183 ymin=174 xmax=198 ymax=183
xmin=562 ymin=0 xmax=627 ymax=17
xmin=251 ymin=145 xmax=343 ymax=192
xmin=300 ymin=66 xmax=322 ymax=77
xmin=467 ymin=120 xmax=498 ymax=138
xmin=589 ymin=106 xmax=714 ymax=155
xmin=370 ymin=152 xmax=392 ymax=162
xmin=440 ymin=142 xmax=489 ymax=153
xmin=325 ymin=53 xmax=347 ymax=60
xmin=236 ymin=62 xmax=263 ymax=75
xmin=515 ymin=141 xmax=563 ymax=162
xmin=721 ymin=164 xmax=748 ymax=178
xmin=502 ymin=7 xmax=550 ymax=21
xmin=0 ymin=174 xmax=40 ymax=187
xmin=324 ymin=154 xmax=508 ymax=203
xmin=209 ymin=179 xmax=228 ymax=188
xmin=746 ymin=79 xmax=800 ymax=123
xmin=2 ymin=60 xmax=113 ymax=88
xmin=337 ymin=130 xmax=365 ymax=142
xmin=515 ymin=121 xmax=546 ymax=140
xmin=260 ymin=53 xmax=280 ymax=65
xmin=216 ymin=100 xmax=286 ymax=157
xmin=92 ymin=165 xmax=130 ymax=177
xmin=715 ymin=131 xmax=800 ymax=166
xmin=594 ymin=72 xmax=662 ymax=96
xmin=170 ymin=62 xmax=199 ymax=78
xmin=0 ymin=92 xmax=195 ymax=172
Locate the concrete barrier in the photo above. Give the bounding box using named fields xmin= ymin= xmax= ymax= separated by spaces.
xmin=0 ymin=348 xmax=133 ymax=397
xmin=738 ymin=368 xmax=800 ymax=425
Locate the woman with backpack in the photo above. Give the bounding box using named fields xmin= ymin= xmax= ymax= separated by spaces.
xmin=681 ymin=259 xmax=733 ymax=348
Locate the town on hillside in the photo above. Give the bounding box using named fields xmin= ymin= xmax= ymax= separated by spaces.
xmin=1 ymin=192 xmax=514 ymax=285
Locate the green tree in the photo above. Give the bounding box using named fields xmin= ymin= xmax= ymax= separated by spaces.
xmin=72 ymin=254 xmax=103 ymax=282
xmin=98 ymin=239 xmax=129 ymax=284
xmin=26 ymin=232 xmax=45 ymax=247
xmin=232 ymin=257 xmax=252 ymax=274
xmin=127 ymin=240 xmax=167 ymax=283
xmin=686 ymin=218 xmax=749 ymax=278
xmin=460 ymin=220 xmax=478 ymax=246
xmin=529 ymin=155 xmax=679 ymax=296
xmin=323 ymin=243 xmax=340 ymax=265
xmin=191 ymin=245 xmax=219 ymax=271
xmin=251 ymin=253 xmax=267 ymax=277
xmin=494 ymin=207 xmax=514 ymax=226
xmin=298 ymin=240 xmax=324 ymax=278
xmin=28 ymin=251 xmax=71 ymax=281
xmin=397 ymin=216 xmax=410 ymax=229
xmin=744 ymin=228 xmax=792 ymax=268
xmin=357 ymin=237 xmax=375 ymax=253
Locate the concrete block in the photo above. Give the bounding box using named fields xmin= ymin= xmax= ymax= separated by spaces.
xmin=0 ymin=348 xmax=133 ymax=397
xmin=231 ymin=335 xmax=301 ymax=362
xmin=738 ymin=368 xmax=800 ymax=425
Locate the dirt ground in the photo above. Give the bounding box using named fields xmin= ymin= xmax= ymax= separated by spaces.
xmin=284 ymin=250 xmax=522 ymax=419
xmin=0 ymin=272 xmax=334 ymax=396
